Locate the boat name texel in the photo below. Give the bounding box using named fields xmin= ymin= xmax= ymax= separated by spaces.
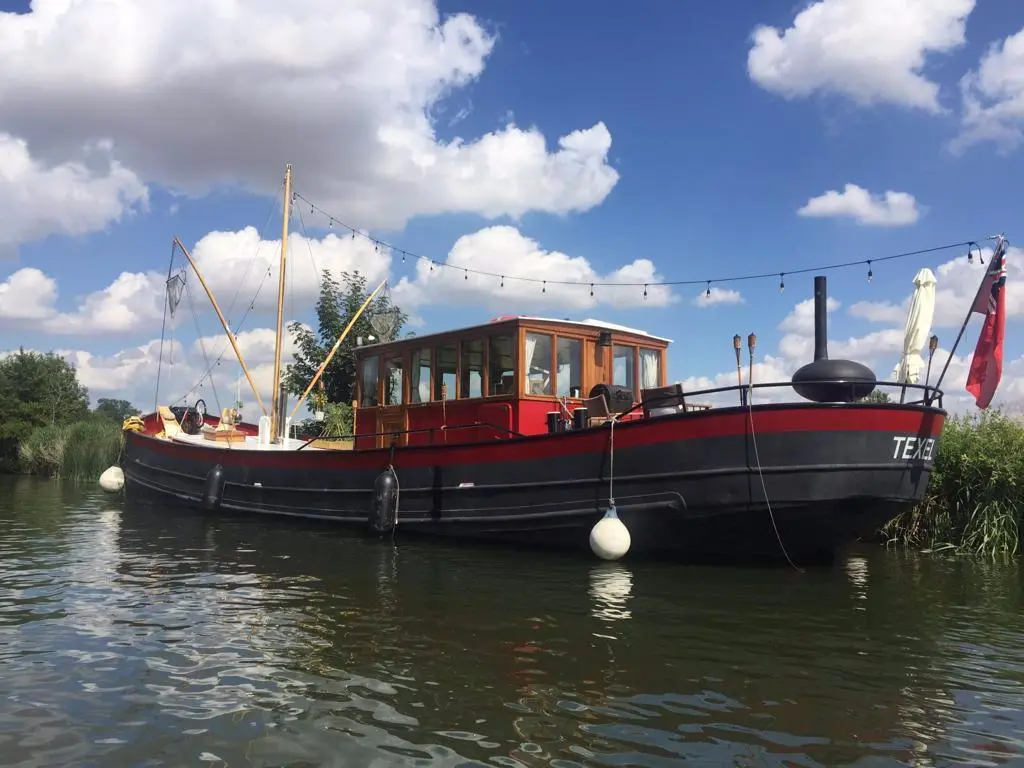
xmin=891 ymin=435 xmax=936 ymax=461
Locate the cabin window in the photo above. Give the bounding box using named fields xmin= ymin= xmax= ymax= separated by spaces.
xmin=488 ymin=335 xmax=515 ymax=395
xmin=384 ymin=356 xmax=404 ymax=405
xmin=409 ymin=348 xmax=431 ymax=403
xmin=360 ymin=355 xmax=379 ymax=406
xmin=639 ymin=348 xmax=661 ymax=390
xmin=524 ymin=332 xmax=553 ymax=396
xmin=612 ymin=345 xmax=635 ymax=391
xmin=556 ymin=337 xmax=583 ymax=398
xmin=459 ymin=339 xmax=484 ymax=399
xmin=435 ymin=344 xmax=457 ymax=400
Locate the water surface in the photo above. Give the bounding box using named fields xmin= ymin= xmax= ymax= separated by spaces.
xmin=1 ymin=476 xmax=1022 ymax=767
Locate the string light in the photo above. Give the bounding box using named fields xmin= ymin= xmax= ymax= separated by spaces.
xmin=292 ymin=190 xmax=985 ymax=299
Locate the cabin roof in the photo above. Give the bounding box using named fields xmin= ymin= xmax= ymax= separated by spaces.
xmin=357 ymin=315 xmax=673 ymax=355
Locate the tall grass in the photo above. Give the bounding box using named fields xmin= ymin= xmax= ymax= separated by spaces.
xmin=19 ymin=420 xmax=124 ymax=483
xmin=882 ymin=409 xmax=1024 ymax=558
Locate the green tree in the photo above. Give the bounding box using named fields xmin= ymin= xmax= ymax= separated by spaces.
xmin=285 ymin=271 xmax=406 ymax=429
xmin=859 ymin=390 xmax=892 ymax=404
xmin=0 ymin=349 xmax=90 ymax=471
xmin=93 ymin=398 xmax=140 ymax=423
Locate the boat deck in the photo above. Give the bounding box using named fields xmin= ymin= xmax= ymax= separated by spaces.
xmin=170 ymin=431 xmax=319 ymax=451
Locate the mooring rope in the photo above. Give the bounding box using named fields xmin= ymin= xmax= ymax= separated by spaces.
xmin=745 ymin=391 xmax=802 ymax=572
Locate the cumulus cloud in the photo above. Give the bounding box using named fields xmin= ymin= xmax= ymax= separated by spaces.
xmin=748 ymin=0 xmax=974 ymax=112
xmin=0 ymin=0 xmax=618 ymax=238
xmin=692 ymin=287 xmax=743 ymax=308
xmin=392 ymin=225 xmax=676 ymax=311
xmin=953 ymin=25 xmax=1024 ymax=153
xmin=797 ymin=184 xmax=921 ymax=226
xmin=53 ymin=327 xmax=305 ymax=417
xmin=1 ymin=221 xmax=672 ymax=337
xmin=0 ymin=134 xmax=147 ymax=256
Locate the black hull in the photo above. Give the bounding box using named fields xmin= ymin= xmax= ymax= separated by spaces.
xmin=121 ymin=403 xmax=945 ymax=565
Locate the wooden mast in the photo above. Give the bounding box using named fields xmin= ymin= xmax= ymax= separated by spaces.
xmin=270 ymin=164 xmax=292 ymax=440
xmin=173 ymin=238 xmax=268 ymax=417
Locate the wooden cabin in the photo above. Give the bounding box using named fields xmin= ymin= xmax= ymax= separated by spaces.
xmin=351 ymin=316 xmax=674 ymax=449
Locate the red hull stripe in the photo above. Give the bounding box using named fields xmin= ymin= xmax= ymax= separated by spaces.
xmin=131 ymin=406 xmax=945 ymax=471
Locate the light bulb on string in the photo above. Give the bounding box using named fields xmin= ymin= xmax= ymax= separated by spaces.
xmin=867 ymin=261 xmax=873 ymax=283
xmin=643 ymin=284 xmax=648 ymax=300
xmin=779 ymin=273 xmax=785 ymax=293
xmin=590 ymin=283 xmax=594 ymax=297
xmin=705 ymin=281 xmax=711 ymax=298
xmin=500 ymin=275 xmax=505 ymax=288
xmin=542 ymin=281 xmax=547 ymax=293
xmin=464 ymin=269 xmax=468 ymax=281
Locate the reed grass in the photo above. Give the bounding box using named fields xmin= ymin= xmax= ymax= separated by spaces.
xmin=19 ymin=420 xmax=124 ymax=483
xmin=882 ymin=409 xmax=1024 ymax=558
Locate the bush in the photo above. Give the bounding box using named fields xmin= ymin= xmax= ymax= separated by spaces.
xmin=882 ymin=409 xmax=1024 ymax=558
xmin=19 ymin=420 xmax=124 ymax=482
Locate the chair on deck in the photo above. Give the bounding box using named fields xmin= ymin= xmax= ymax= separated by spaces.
xmin=640 ymin=383 xmax=687 ymax=418
xmin=156 ymin=405 xmax=183 ymax=439
xmin=578 ymin=392 xmax=611 ymax=427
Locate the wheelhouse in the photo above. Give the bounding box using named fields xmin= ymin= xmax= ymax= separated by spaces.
xmin=352 ymin=316 xmax=672 ymax=449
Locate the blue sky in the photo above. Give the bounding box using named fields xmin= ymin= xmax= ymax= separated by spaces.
xmin=1 ymin=0 xmax=1024 ymax=413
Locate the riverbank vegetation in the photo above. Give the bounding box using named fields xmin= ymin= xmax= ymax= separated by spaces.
xmin=0 ymin=348 xmax=137 ymax=481
xmin=881 ymin=409 xmax=1024 ymax=558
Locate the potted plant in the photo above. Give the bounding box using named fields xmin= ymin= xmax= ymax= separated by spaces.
xmin=311 ymin=382 xmax=327 ymax=422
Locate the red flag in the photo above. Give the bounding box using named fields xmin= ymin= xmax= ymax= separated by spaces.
xmin=965 ymin=248 xmax=1007 ymax=409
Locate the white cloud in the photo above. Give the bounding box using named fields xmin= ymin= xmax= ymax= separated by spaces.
xmin=778 ymin=295 xmax=840 ymax=335
xmin=797 ymin=184 xmax=921 ymax=226
xmin=692 ymin=287 xmax=743 ymax=308
xmin=0 ymin=0 xmax=618 ymax=235
xmin=848 ymin=299 xmax=907 ymax=324
xmin=748 ymin=0 xmax=974 ymax=112
xmin=953 ymin=25 xmax=1024 ymax=153
xmin=392 ymin=225 xmax=676 ymax=311
xmin=54 ymin=329 xmax=303 ymax=417
xmin=0 ymin=267 xmax=57 ymax=321
xmin=0 ymin=133 xmax=147 ymax=256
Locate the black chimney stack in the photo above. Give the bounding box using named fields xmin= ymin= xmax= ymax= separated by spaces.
xmin=813 ymin=275 xmax=828 ymax=361
xmin=791 ymin=275 xmax=877 ymax=403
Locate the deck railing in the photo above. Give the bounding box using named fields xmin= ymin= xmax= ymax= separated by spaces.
xmin=298 ymin=379 xmax=944 ymax=450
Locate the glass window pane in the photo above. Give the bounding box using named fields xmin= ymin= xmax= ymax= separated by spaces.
xmin=384 ymin=356 xmax=404 ymax=405
xmin=556 ymin=337 xmax=582 ymax=398
xmin=488 ymin=335 xmax=515 ymax=395
xmin=409 ymin=348 xmax=431 ymax=403
xmin=434 ymin=344 xmax=457 ymax=400
xmin=524 ymin=332 xmax=553 ymax=395
xmin=612 ymin=345 xmax=635 ymax=390
xmin=459 ymin=339 xmax=483 ymax=399
xmin=360 ymin=355 xmax=379 ymax=407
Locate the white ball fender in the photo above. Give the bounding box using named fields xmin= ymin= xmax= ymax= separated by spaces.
xmin=99 ymin=465 xmax=124 ymax=493
xmin=589 ymin=506 xmax=631 ymax=561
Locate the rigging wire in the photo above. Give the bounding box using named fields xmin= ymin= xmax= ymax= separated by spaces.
xmin=168 ymin=187 xmax=285 ymax=406
xmin=292 ymin=189 xmax=982 ymax=293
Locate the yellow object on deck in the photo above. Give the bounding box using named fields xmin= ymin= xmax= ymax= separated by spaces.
xmin=122 ymin=415 xmax=146 ymax=432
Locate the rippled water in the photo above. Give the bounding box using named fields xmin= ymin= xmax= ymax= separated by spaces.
xmin=1 ymin=477 xmax=1023 ymax=767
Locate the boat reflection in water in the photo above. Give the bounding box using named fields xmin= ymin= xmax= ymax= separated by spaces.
xmin=101 ymin=503 xmax=1024 ymax=767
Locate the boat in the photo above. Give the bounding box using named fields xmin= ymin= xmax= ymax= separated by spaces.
xmin=121 ymin=164 xmax=952 ymax=565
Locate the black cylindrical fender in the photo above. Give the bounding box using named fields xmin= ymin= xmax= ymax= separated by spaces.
xmin=369 ymin=468 xmax=399 ymax=534
xmin=202 ymin=464 xmax=226 ymax=512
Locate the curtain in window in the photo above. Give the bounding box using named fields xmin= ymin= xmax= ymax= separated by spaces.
xmin=640 ymin=349 xmax=660 ymax=390
xmin=523 ymin=334 xmax=537 ymax=394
